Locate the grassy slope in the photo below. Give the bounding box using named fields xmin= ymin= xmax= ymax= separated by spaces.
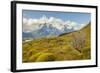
xmin=22 ymin=23 xmax=91 ymax=63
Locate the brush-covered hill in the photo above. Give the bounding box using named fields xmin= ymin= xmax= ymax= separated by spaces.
xmin=22 ymin=23 xmax=91 ymax=63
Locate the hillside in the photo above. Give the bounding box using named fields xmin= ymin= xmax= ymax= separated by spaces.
xmin=22 ymin=23 xmax=91 ymax=63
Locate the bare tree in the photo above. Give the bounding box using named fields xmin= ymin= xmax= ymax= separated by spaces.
xmin=70 ymin=32 xmax=86 ymax=53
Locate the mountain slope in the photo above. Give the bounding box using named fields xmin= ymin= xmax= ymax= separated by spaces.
xmin=22 ymin=23 xmax=91 ymax=62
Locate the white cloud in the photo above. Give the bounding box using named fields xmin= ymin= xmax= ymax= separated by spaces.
xmin=48 ymin=17 xmax=55 ymax=22
xmin=73 ymin=23 xmax=88 ymax=30
xmin=23 ymin=18 xmax=27 ymax=24
xmin=49 ymin=18 xmax=64 ymax=31
xmin=64 ymin=20 xmax=78 ymax=30
xmin=23 ymin=15 xmax=87 ymax=32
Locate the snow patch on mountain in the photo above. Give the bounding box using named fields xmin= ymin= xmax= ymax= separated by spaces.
xmin=23 ymin=15 xmax=88 ymax=40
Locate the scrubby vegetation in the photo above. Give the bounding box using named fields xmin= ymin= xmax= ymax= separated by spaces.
xmin=22 ymin=23 xmax=91 ymax=63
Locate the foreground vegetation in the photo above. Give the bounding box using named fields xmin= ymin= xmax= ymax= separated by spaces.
xmin=22 ymin=23 xmax=91 ymax=63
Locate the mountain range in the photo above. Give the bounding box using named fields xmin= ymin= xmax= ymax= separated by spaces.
xmin=23 ymin=15 xmax=88 ymax=41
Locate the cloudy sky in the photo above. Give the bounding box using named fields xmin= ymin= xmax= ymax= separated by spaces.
xmin=23 ymin=10 xmax=90 ymax=24
xmin=22 ymin=10 xmax=91 ymax=32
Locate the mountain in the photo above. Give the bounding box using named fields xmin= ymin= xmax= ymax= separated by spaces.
xmin=23 ymin=23 xmax=75 ymax=40
xmin=23 ymin=15 xmax=88 ymax=40
xmin=23 ymin=23 xmax=63 ymax=40
xmin=22 ymin=23 xmax=91 ymax=62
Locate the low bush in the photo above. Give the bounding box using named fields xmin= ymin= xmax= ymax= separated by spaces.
xmin=29 ymin=52 xmax=43 ymax=62
xmin=35 ymin=53 xmax=55 ymax=62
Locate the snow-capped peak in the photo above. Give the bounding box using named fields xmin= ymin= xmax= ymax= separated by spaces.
xmin=23 ymin=15 xmax=87 ymax=33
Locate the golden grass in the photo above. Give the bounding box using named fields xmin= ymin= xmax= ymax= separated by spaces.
xmin=22 ymin=23 xmax=91 ymax=63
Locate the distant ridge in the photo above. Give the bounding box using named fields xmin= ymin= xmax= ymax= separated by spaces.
xmin=59 ymin=22 xmax=90 ymax=36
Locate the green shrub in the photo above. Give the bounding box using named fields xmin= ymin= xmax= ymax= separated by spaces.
xmin=82 ymin=48 xmax=91 ymax=59
xmin=27 ymin=49 xmax=38 ymax=56
xmin=35 ymin=53 xmax=55 ymax=62
xmin=29 ymin=52 xmax=43 ymax=62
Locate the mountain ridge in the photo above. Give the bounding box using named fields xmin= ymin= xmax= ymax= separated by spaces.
xmin=23 ymin=15 xmax=89 ymax=40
